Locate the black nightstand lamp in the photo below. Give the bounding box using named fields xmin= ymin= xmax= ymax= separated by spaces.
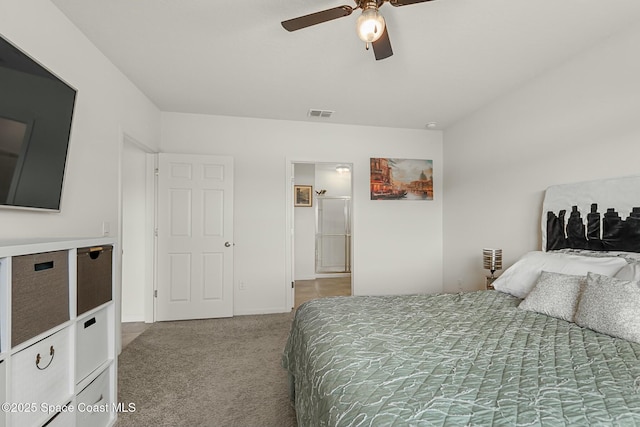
xmin=483 ymin=248 xmax=502 ymax=290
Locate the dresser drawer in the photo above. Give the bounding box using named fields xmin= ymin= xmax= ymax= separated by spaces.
xmin=10 ymin=328 xmax=72 ymax=427
xmin=76 ymin=307 xmax=110 ymax=382
xmin=76 ymin=368 xmax=112 ymax=427
xmin=77 ymin=246 xmax=112 ymax=315
xmin=12 ymin=250 xmax=69 ymax=347
xmin=43 ymin=404 xmax=75 ymax=427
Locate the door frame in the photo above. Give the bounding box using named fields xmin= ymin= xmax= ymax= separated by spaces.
xmin=118 ymin=130 xmax=158 ymax=353
xmin=285 ymin=158 xmax=355 ymax=310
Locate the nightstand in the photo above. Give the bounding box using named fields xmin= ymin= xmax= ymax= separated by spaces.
xmin=486 ymin=276 xmax=497 ymax=290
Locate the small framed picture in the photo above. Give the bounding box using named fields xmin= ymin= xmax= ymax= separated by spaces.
xmin=294 ymin=185 xmax=313 ymax=207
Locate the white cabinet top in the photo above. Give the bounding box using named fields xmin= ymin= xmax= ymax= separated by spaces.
xmin=0 ymin=237 xmax=116 ymax=257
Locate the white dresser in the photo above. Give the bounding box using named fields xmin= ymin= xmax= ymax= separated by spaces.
xmin=0 ymin=238 xmax=117 ymax=427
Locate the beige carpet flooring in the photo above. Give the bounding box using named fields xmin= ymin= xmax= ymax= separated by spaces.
xmin=117 ymin=313 xmax=297 ymax=427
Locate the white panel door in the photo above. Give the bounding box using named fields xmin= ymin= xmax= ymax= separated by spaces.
xmin=156 ymin=153 xmax=233 ymax=321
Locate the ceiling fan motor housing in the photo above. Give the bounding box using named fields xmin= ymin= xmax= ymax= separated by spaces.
xmin=356 ymin=0 xmax=386 ymax=8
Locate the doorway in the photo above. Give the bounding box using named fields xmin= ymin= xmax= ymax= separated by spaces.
xmin=119 ymin=134 xmax=156 ymax=354
xmin=291 ymin=162 xmax=353 ymax=308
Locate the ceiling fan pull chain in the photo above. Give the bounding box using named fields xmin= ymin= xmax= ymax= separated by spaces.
xmin=365 ymin=42 xmax=370 ymax=51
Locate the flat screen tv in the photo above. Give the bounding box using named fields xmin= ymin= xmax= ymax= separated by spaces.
xmin=0 ymin=34 xmax=76 ymax=212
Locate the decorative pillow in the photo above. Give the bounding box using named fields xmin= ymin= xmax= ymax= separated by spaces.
xmin=574 ymin=272 xmax=640 ymax=344
xmin=518 ymin=271 xmax=585 ymax=322
xmin=493 ymin=251 xmax=627 ymax=298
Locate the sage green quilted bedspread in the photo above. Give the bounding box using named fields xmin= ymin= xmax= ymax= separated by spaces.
xmin=282 ymin=291 xmax=640 ymax=426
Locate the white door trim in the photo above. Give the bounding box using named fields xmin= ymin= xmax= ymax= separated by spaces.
xmin=285 ymin=158 xmax=355 ymax=309
xmin=285 ymin=161 xmax=295 ymax=310
xmin=118 ymin=129 xmax=158 ymax=353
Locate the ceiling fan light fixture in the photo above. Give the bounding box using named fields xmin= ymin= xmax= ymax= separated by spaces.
xmin=356 ymin=3 xmax=386 ymax=43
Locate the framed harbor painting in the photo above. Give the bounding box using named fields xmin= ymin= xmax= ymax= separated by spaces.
xmin=370 ymin=158 xmax=433 ymax=200
xmin=294 ymin=185 xmax=313 ymax=207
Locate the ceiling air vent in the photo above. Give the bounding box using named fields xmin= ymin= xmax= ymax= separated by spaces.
xmin=308 ymin=109 xmax=334 ymax=119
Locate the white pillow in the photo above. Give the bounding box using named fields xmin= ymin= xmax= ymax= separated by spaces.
xmin=493 ymin=251 xmax=627 ymax=298
xmin=614 ymin=262 xmax=640 ymax=282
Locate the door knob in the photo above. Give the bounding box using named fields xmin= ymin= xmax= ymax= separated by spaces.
xmin=225 ymin=242 xmax=231 ymax=247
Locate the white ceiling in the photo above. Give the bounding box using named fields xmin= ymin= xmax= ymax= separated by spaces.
xmin=52 ymin=0 xmax=640 ymax=130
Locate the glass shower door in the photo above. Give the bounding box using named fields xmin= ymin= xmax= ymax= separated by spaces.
xmin=316 ymin=196 xmax=351 ymax=274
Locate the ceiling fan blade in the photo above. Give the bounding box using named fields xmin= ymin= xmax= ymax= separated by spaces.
xmin=281 ymin=6 xmax=354 ymax=32
xmin=389 ymin=0 xmax=436 ymax=6
xmin=372 ymin=27 xmax=393 ymax=60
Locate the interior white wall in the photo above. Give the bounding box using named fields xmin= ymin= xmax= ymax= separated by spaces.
xmin=315 ymin=164 xmax=352 ymax=197
xmin=161 ymin=114 xmax=443 ymax=315
xmin=2 ymin=0 xmax=160 ymax=352
xmin=0 ymin=0 xmax=160 ymax=239
xmin=294 ymin=163 xmax=316 ymax=280
xmin=443 ymin=22 xmax=640 ymax=292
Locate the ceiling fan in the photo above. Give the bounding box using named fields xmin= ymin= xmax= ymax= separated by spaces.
xmin=281 ymin=0 xmax=436 ymax=60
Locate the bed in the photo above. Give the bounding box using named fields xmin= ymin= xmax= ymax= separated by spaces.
xmin=282 ymin=176 xmax=640 ymax=426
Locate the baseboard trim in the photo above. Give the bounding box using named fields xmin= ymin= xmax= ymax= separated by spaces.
xmin=233 ymin=306 xmax=292 ymax=316
xmin=121 ymin=314 xmax=145 ymax=323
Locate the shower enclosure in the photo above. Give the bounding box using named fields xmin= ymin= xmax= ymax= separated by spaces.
xmin=315 ymin=196 xmax=351 ymax=274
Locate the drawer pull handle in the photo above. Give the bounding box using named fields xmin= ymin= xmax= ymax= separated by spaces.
xmin=89 ymin=247 xmax=103 ymax=260
xmin=84 ymin=317 xmax=97 ymax=328
xmin=34 ymin=261 xmax=54 ymax=271
xmin=36 ymin=345 xmax=55 ymax=370
xmin=91 ymin=394 xmax=105 ymax=406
